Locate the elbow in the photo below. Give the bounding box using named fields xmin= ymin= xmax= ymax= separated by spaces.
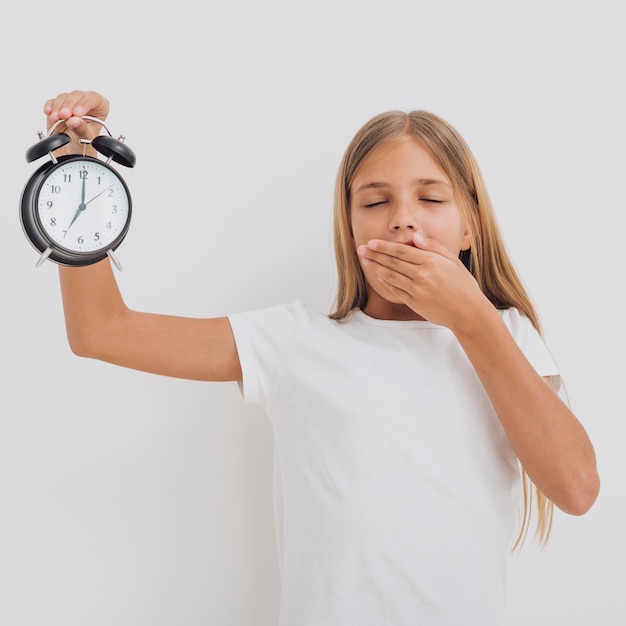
xmin=64 ymin=306 xmax=129 ymax=360
xmin=65 ymin=327 xmax=101 ymax=360
xmin=66 ymin=336 xmax=92 ymax=359
xmin=556 ymin=471 xmax=600 ymax=516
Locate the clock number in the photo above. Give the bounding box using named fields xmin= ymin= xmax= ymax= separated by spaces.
xmin=80 ymin=170 xmax=88 ymax=180
xmin=63 ymin=173 xmax=72 ymax=183
xmin=50 ymin=184 xmax=61 ymax=194
xmin=106 ymin=221 xmax=112 ymax=229
xmin=50 ymin=217 xmax=56 ymax=226
xmin=46 ymin=200 xmax=53 ymax=209
xmin=111 ymin=205 xmax=118 ymax=213
xmin=77 ymin=236 xmax=84 ymax=244
xmin=94 ymin=233 xmax=100 ymax=241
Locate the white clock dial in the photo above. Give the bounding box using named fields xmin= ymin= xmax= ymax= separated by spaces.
xmin=36 ymin=158 xmax=130 ymax=254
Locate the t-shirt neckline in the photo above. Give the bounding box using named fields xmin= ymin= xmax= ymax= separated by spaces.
xmin=351 ymin=308 xmax=444 ymax=329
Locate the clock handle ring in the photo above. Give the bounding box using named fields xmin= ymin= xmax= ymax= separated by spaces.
xmin=43 ymin=116 xmax=136 ymax=168
xmin=46 ymin=115 xmax=114 ymax=138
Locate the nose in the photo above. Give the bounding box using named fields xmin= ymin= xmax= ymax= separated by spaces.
xmin=389 ymin=201 xmax=417 ymax=232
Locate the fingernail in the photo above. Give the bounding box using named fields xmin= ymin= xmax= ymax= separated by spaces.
xmin=414 ymin=233 xmax=425 ymax=244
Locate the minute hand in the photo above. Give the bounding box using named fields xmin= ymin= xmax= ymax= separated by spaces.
xmin=84 ymin=183 xmax=114 ymax=206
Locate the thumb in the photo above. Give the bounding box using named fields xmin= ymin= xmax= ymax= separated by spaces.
xmin=412 ymin=232 xmax=459 ymax=262
xmin=412 ymin=232 xmax=442 ymax=251
xmin=64 ymin=116 xmax=100 ymax=141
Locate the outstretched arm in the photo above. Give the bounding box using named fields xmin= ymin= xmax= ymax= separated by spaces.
xmin=47 ymin=90 xmax=241 ymax=382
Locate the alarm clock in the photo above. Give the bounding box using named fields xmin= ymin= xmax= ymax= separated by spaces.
xmin=20 ymin=115 xmax=136 ymax=270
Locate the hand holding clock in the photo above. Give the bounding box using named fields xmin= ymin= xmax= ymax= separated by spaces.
xmin=44 ymin=90 xmax=111 ymax=156
xmin=21 ymin=91 xmax=135 ymax=268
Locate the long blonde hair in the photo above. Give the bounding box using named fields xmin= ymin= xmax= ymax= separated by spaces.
xmin=330 ymin=110 xmax=553 ymax=548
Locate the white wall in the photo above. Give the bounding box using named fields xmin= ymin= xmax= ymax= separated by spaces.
xmin=2 ymin=1 xmax=623 ymax=624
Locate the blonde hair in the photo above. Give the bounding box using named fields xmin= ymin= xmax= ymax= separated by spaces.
xmin=330 ymin=110 xmax=553 ymax=548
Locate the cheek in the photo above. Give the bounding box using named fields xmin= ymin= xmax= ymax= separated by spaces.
xmin=351 ymin=212 xmax=379 ymax=246
xmin=428 ymin=211 xmax=469 ymax=248
xmin=350 ymin=217 xmax=365 ymax=246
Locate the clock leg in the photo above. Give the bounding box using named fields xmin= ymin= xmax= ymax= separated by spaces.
xmin=35 ymin=247 xmax=53 ymax=268
xmin=107 ymin=250 xmax=123 ymax=272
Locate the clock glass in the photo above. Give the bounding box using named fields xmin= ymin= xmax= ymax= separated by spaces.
xmin=36 ymin=157 xmax=130 ymax=254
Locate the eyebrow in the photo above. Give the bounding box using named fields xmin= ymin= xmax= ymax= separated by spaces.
xmin=354 ymin=178 xmax=451 ymax=193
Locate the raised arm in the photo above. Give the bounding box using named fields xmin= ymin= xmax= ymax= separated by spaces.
xmin=46 ymin=91 xmax=241 ymax=382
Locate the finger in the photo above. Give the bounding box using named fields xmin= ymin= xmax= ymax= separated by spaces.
xmin=358 ymin=240 xmax=423 ymax=275
xmin=43 ymin=92 xmax=70 ymax=115
xmin=412 ymin=232 xmax=464 ymax=265
xmin=44 ymin=90 xmax=109 ymax=131
xmin=357 ymin=252 xmax=419 ymax=306
xmin=376 ymin=266 xmax=415 ymax=297
xmin=44 ymin=91 xmax=85 ymax=125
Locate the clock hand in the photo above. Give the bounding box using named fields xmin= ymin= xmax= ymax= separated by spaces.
xmin=80 ymin=170 xmax=86 ymax=205
xmin=84 ymin=183 xmax=114 ymax=206
xmin=64 ymin=174 xmax=88 ymax=237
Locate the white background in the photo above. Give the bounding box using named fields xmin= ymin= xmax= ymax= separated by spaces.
xmin=1 ymin=1 xmax=624 ymax=624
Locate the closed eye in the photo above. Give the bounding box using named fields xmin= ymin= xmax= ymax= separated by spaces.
xmin=420 ymin=198 xmax=444 ymax=204
xmin=364 ymin=200 xmax=388 ymax=208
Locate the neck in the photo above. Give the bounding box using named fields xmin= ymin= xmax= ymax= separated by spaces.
xmin=362 ymin=293 xmax=425 ymax=321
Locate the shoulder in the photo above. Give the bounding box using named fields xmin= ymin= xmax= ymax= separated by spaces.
xmin=228 ymin=299 xmax=335 ymax=345
xmin=228 ymin=299 xmax=324 ymax=329
xmin=498 ymin=307 xmax=537 ymax=335
xmin=497 ymin=307 xmax=543 ymax=350
xmin=498 ymin=307 xmax=560 ymax=380
xmin=226 ymin=301 xmax=335 ymax=403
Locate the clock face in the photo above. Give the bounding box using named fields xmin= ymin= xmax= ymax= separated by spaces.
xmin=35 ymin=157 xmax=130 ymax=254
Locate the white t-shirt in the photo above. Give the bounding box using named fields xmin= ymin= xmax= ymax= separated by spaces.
xmin=228 ymin=301 xmax=560 ymax=626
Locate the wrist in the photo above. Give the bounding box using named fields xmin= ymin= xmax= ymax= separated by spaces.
xmin=450 ymin=294 xmax=501 ymax=341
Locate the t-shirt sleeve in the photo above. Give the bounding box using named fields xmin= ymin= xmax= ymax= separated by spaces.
xmin=227 ymin=300 xmax=305 ymax=405
xmin=500 ymin=308 xmax=562 ymax=393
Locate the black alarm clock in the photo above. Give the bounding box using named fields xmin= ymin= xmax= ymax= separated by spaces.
xmin=20 ymin=116 xmax=136 ymax=270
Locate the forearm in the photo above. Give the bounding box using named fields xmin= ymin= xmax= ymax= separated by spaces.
xmin=59 ymin=258 xmax=127 ymax=356
xmin=453 ymin=303 xmax=599 ymax=515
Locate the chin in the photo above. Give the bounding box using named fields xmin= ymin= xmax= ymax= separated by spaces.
xmin=366 ymin=284 xmax=406 ymax=308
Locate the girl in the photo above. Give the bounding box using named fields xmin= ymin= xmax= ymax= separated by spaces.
xmin=42 ymin=90 xmax=599 ymax=625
